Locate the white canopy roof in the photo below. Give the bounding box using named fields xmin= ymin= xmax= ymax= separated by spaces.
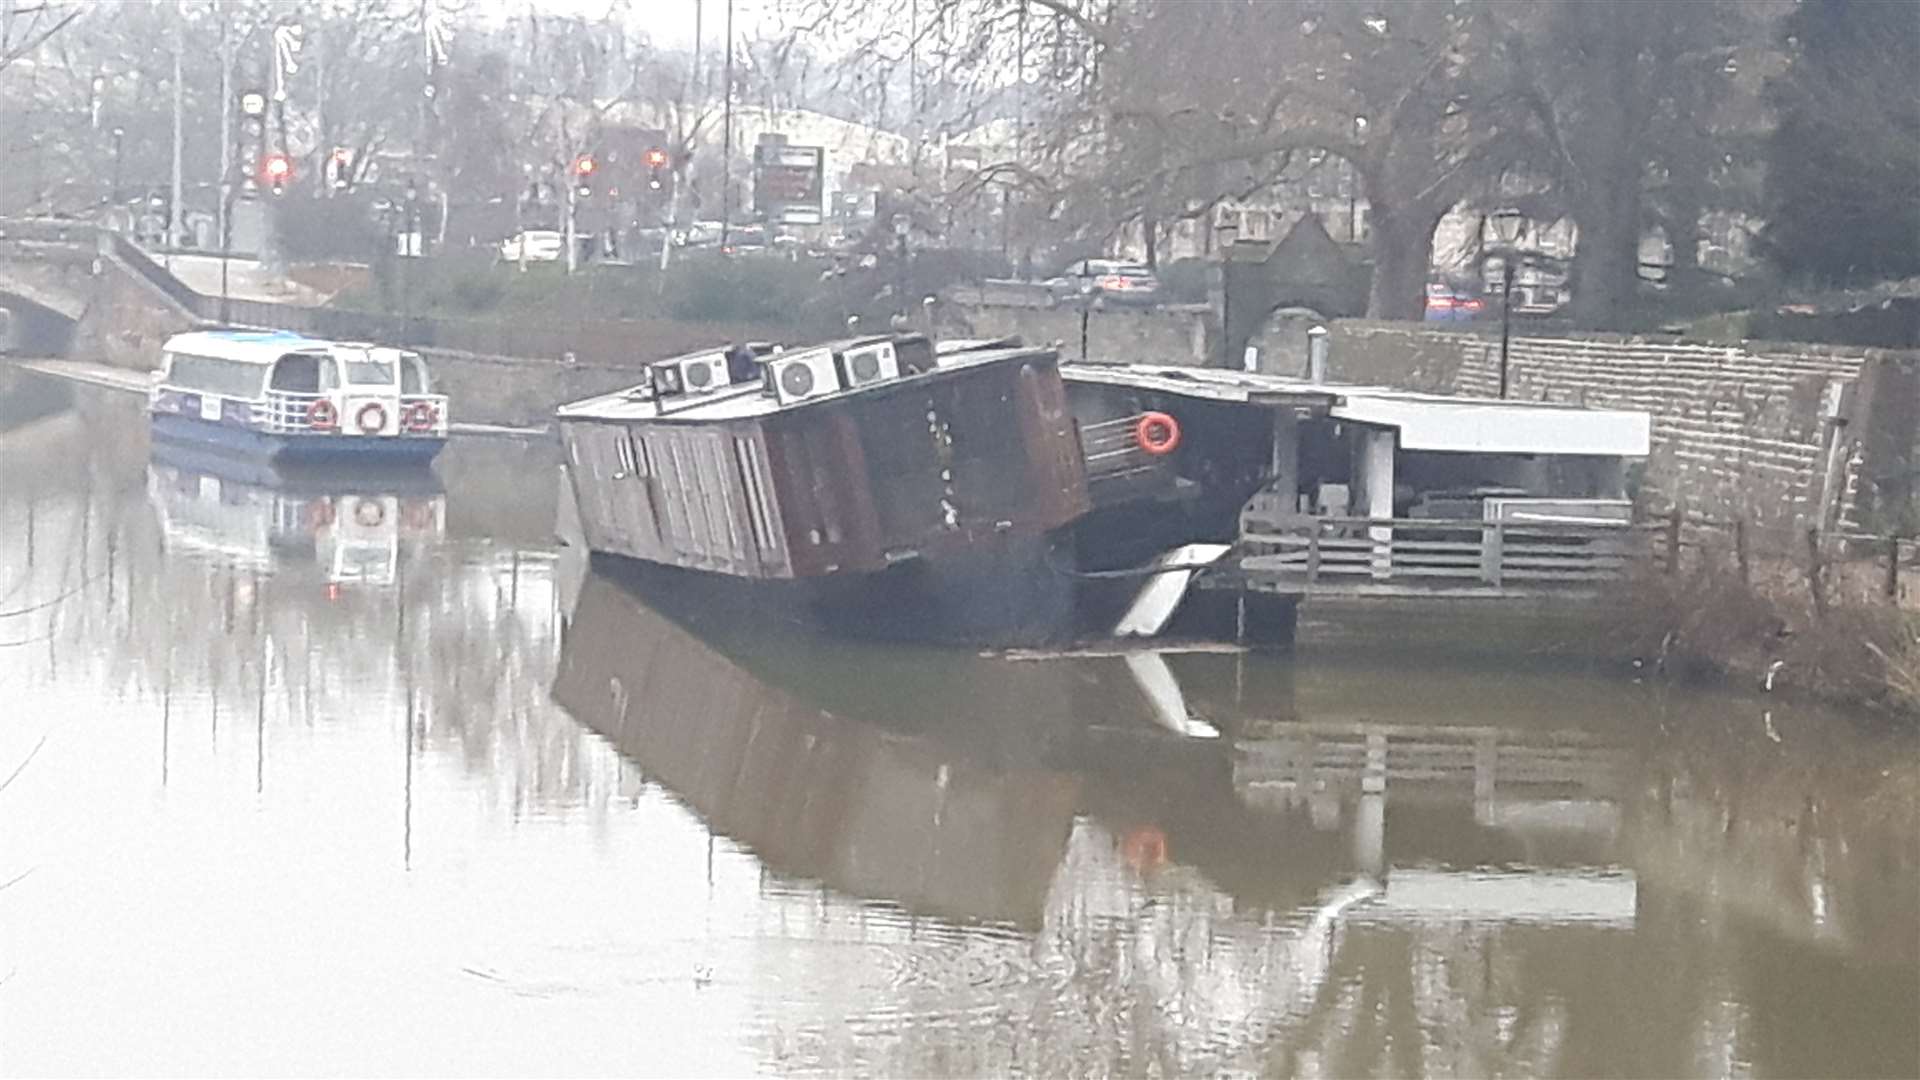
xmin=1331 ymin=392 xmax=1650 ymax=456
xmin=1060 ymin=363 xmax=1650 ymax=457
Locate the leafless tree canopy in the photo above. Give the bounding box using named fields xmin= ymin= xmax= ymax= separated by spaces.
xmin=5 ymin=0 xmax=1889 ymax=325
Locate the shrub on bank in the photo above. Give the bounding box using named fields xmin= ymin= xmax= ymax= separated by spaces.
xmin=660 ymin=256 xmax=844 ymax=335
xmin=1610 ymin=547 xmax=1920 ymax=723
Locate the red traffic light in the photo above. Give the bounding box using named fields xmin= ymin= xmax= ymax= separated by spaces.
xmin=643 ymin=148 xmax=668 ymax=168
xmin=573 ymin=154 xmax=597 ymax=176
xmin=260 ymin=152 xmax=294 ymax=190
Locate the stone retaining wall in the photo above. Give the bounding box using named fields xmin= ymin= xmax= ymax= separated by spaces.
xmin=418 ymin=348 xmax=642 ymax=428
xmin=956 ymin=304 xmax=1207 ymax=365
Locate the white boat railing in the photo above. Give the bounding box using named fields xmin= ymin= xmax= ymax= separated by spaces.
xmin=398 ymin=393 xmax=450 ymax=435
xmin=253 ymin=391 xmax=328 ymax=433
xmin=245 ymin=391 xmax=449 ymax=435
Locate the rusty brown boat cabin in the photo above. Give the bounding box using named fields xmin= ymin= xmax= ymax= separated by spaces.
xmin=556 ymin=334 xmax=1090 ymax=581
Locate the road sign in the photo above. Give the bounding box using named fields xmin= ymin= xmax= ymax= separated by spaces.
xmin=753 ymin=143 xmax=824 ymax=226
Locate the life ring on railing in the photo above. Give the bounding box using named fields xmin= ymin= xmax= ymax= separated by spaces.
xmin=1120 ymin=825 xmax=1169 ymax=873
xmin=1135 ymin=411 xmax=1182 ymax=456
xmin=307 ymin=399 xmax=338 ymax=430
xmin=355 ymin=402 xmax=389 ymax=434
xmin=305 ymin=498 xmax=335 ymax=528
xmin=404 ymin=400 xmax=439 ymax=432
xmin=353 ymin=498 xmax=386 ymax=527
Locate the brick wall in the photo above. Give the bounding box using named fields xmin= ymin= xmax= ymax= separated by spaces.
xmin=1328 ymin=320 xmax=1919 ymax=532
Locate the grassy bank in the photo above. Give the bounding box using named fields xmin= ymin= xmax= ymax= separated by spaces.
xmin=331 ymin=247 xmax=1012 ymax=338
xmin=334 ymin=252 xmax=857 ymax=335
xmin=1606 ymin=540 xmax=1920 ymax=726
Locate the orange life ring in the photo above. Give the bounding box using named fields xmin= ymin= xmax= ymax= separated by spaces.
xmin=353 ymin=498 xmax=385 ymax=527
xmin=308 ymin=399 xmax=338 ymax=430
xmin=404 ymin=400 xmax=439 ymax=432
xmin=1135 ymin=411 xmax=1181 ymax=455
xmin=1120 ymin=825 xmax=1169 ymax=872
xmin=355 ymin=402 xmax=389 ymax=434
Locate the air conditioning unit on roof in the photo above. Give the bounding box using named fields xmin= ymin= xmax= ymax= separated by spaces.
xmin=838 ymin=341 xmax=900 ymax=389
xmin=766 ymin=347 xmax=842 ymax=405
xmin=650 ymin=351 xmax=729 ymax=397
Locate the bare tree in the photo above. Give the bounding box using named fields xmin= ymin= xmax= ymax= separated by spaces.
xmin=773 ymin=0 xmax=1525 ymax=319
xmin=1497 ymin=0 xmax=1768 ymax=327
xmin=0 ymin=0 xmax=77 ymax=73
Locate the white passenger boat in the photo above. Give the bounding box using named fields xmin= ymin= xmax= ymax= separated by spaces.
xmin=149 ymin=329 xmax=448 ymax=464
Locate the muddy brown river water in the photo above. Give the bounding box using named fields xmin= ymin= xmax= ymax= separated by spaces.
xmin=2 ymin=377 xmax=1916 ymax=1077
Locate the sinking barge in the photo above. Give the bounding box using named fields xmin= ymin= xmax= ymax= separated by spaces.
xmin=556 ymin=334 xmax=1089 ymax=641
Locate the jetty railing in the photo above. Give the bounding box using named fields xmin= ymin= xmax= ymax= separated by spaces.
xmin=1235 ymin=720 xmax=1630 ymax=804
xmin=1235 ymin=513 xmax=1645 ymax=595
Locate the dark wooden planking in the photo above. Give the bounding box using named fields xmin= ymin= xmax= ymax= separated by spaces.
xmin=562 ymin=349 xmax=1089 ymax=580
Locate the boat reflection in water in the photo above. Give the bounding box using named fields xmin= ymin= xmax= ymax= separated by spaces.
xmin=551 ymin=573 xmax=1917 ymax=1075
xmin=554 ymin=568 xmax=1095 ymax=928
xmin=146 ymin=441 xmax=446 ymax=590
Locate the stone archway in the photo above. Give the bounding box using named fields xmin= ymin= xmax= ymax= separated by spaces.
xmin=1219 ymin=214 xmax=1367 ymax=367
xmin=1245 ymin=305 xmax=1333 ymax=376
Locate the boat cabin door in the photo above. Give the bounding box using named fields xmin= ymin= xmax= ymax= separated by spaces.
xmin=332 ymin=348 xmax=403 ymax=436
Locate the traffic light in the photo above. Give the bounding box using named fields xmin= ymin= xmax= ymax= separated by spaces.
xmin=260 ymin=152 xmax=294 ymax=194
xmin=572 ymin=153 xmax=597 ymax=197
xmin=643 ymin=147 xmax=668 ymax=190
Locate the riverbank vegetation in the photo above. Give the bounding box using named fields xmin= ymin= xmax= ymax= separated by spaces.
xmin=326 ymin=247 xmax=1020 ymax=341
xmin=1609 ymin=529 xmax=1919 ymax=726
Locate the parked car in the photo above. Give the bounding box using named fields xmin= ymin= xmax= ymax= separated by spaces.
xmin=673 ymin=220 xmax=727 ymax=248
xmin=719 ymin=225 xmax=768 ymax=256
xmin=499 ymin=230 xmax=564 ymax=262
xmin=1046 ymin=259 xmax=1163 ymax=308
xmin=1423 ymin=282 xmax=1486 ymax=322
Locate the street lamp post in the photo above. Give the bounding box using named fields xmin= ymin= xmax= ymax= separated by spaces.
xmin=1215 ymin=217 xmax=1239 ymax=369
xmin=1349 ymin=115 xmax=1368 ymax=243
xmin=892 ymin=212 xmax=911 ymax=321
xmin=401 ymin=180 xmax=419 ymax=338
xmin=1488 ymin=209 xmax=1526 ymax=400
xmin=110 ymin=127 xmax=125 ymax=207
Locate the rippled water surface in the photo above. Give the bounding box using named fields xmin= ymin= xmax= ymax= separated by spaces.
xmin=3 ymin=379 xmax=1916 ymax=1077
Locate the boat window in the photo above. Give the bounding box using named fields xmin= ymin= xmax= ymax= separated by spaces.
xmin=318 ymin=355 xmax=341 ymax=393
xmin=399 ymin=353 xmax=430 ymax=395
xmin=163 ymin=351 xmax=268 ymax=398
xmin=344 ymin=356 xmax=397 ymax=386
xmin=268 ymin=353 xmax=322 ymax=393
